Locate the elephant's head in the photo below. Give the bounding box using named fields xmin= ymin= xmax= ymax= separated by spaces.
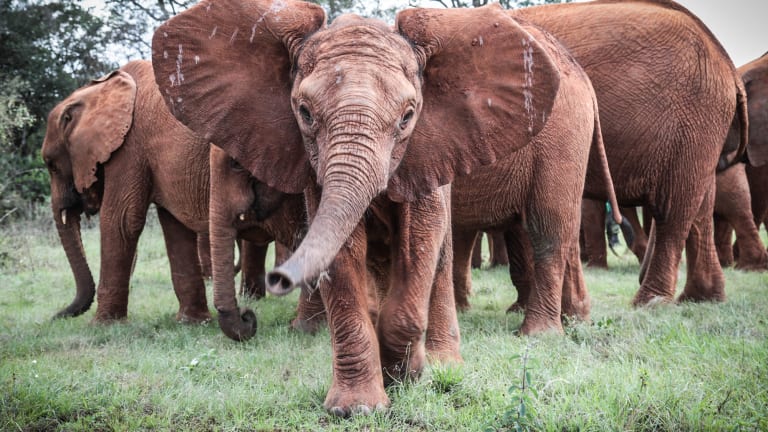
xmin=152 ymin=0 xmax=560 ymax=321
xmin=41 ymin=69 xmax=137 ymax=318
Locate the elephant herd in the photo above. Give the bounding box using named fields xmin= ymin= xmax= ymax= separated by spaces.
xmin=41 ymin=0 xmax=765 ymax=417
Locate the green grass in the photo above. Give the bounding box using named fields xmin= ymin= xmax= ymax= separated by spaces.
xmin=1 ymin=212 xmax=767 ymax=431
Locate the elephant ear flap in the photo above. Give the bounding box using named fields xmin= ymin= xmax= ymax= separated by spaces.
xmin=389 ymin=4 xmax=560 ymax=202
xmin=70 ymin=70 xmax=136 ymax=193
xmin=152 ymin=0 xmax=325 ymax=194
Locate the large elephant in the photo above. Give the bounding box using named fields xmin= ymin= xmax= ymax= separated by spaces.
xmin=715 ymin=53 xmax=768 ymax=268
xmin=450 ymin=66 xmax=625 ymax=321
xmin=152 ymin=0 xmax=595 ymax=415
xmin=42 ymin=60 xmax=277 ymax=322
xmin=512 ymin=0 xmax=749 ymax=305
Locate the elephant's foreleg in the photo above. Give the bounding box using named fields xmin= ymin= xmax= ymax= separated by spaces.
xmin=93 ymin=196 xmax=149 ymax=322
xmin=291 ymin=282 xmax=327 ymax=334
xmin=452 ymin=229 xmax=478 ymax=311
xmin=320 ymin=221 xmax=388 ymax=416
xmin=425 ymin=208 xmax=462 ymax=365
xmin=580 ymin=198 xmax=608 ymax=268
xmin=470 ymin=233 xmax=483 ymax=269
xmin=713 ymin=215 xmax=735 ymax=267
xmin=519 ymin=222 xmax=568 ymax=335
xmin=623 ymin=206 xmax=648 ymax=263
xmin=240 ymin=240 xmax=268 ymax=298
xmin=488 ymin=230 xmax=509 ymax=267
xmin=378 ymin=189 xmax=452 ymax=383
xmin=505 ymin=221 xmax=533 ymax=313
xmin=157 ymin=207 xmax=211 ymax=323
xmin=560 ymin=237 xmax=590 ymax=322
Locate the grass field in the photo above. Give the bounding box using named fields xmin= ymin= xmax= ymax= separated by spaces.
xmin=1 ymin=210 xmax=767 ymax=431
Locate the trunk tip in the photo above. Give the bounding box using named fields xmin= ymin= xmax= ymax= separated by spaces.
xmin=266 ymin=268 xmax=297 ymax=296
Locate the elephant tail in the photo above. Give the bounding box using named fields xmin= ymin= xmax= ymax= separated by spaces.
xmin=717 ymin=80 xmax=749 ymax=171
xmin=589 ymin=94 xmax=623 ymax=227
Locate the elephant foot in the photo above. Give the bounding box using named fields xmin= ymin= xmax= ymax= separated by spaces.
xmin=519 ymin=315 xmax=563 ymax=335
xmin=240 ymin=279 xmax=266 ymax=299
xmin=734 ymin=252 xmax=768 ymax=272
xmin=561 ymin=298 xmax=590 ymax=322
xmin=90 ymin=314 xmax=127 ymax=324
xmin=425 ymin=334 xmax=462 ymax=366
xmin=677 ymin=287 xmax=726 ymax=303
xmin=631 ymin=288 xmax=674 ymax=307
xmin=176 ymin=309 xmax=212 ymax=324
xmin=506 ymin=301 xmax=525 ymax=314
xmin=324 ymin=380 xmax=389 ymax=418
xmin=678 ymin=274 xmax=726 ymax=303
xmin=734 ymin=261 xmax=768 ymax=272
xmin=290 ymin=315 xmax=326 ymax=334
xmin=92 ymin=307 xmax=128 ymax=323
xmin=585 ymin=259 xmax=608 ymax=269
xmin=381 ymin=343 xmax=426 ymax=387
xmin=455 ymin=297 xmax=471 ymax=312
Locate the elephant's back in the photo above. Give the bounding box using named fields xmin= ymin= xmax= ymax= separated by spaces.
xmin=122 ymin=60 xmax=211 ymax=231
xmin=451 ymin=50 xmax=594 ymax=231
xmin=512 ymin=0 xmax=738 ymax=202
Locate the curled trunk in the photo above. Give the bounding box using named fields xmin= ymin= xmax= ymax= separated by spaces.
xmin=211 ymin=220 xmax=257 ymax=341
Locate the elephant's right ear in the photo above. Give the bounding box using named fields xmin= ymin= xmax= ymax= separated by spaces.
xmin=69 ymin=71 xmax=137 ymax=193
xmin=152 ymin=0 xmax=325 ymax=194
xmin=389 ymin=5 xmax=560 ymax=202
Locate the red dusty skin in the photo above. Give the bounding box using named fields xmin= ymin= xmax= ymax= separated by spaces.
xmin=53 ymin=207 xmax=95 ymax=318
xmin=267 ymin=146 xmax=383 ymax=295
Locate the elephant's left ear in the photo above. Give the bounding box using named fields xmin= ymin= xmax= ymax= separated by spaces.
xmin=388 ymin=4 xmax=559 ymax=202
xmin=70 ymin=70 xmax=137 ymax=193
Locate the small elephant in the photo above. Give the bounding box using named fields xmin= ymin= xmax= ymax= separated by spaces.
xmin=513 ymin=0 xmax=749 ymax=305
xmin=42 ymin=60 xmax=211 ymax=322
xmin=153 ymin=0 xmax=586 ymax=415
xmin=450 ymin=45 xmax=626 ymax=327
xmin=42 ymin=60 xmax=274 ymax=322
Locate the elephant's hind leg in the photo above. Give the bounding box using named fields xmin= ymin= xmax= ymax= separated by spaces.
xmin=679 ymin=182 xmax=726 ymax=303
xmin=157 ymin=207 xmax=211 ymax=323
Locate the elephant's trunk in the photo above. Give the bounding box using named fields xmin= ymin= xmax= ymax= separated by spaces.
xmin=53 ymin=206 xmax=95 ymax=319
xmin=210 ymin=207 xmax=256 ymax=341
xmin=267 ymin=136 xmax=384 ymax=295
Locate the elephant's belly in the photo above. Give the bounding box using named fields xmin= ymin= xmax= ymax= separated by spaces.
xmin=451 ymin=160 xmax=531 ymax=231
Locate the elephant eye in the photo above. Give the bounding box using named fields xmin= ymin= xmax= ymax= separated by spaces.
xmin=46 ymin=160 xmax=58 ymax=173
xmin=229 ymin=157 xmax=244 ymax=172
xmin=298 ymin=104 xmax=313 ymax=126
xmin=399 ymin=109 xmax=415 ymax=130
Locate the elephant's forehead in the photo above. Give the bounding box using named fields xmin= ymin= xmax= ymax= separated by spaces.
xmin=302 ymin=24 xmax=415 ymax=72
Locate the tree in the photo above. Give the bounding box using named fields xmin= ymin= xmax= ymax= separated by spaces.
xmin=0 ymin=0 xmax=116 ymax=218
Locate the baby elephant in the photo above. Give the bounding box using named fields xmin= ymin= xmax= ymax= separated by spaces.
xmin=42 ymin=60 xmax=269 ymax=322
